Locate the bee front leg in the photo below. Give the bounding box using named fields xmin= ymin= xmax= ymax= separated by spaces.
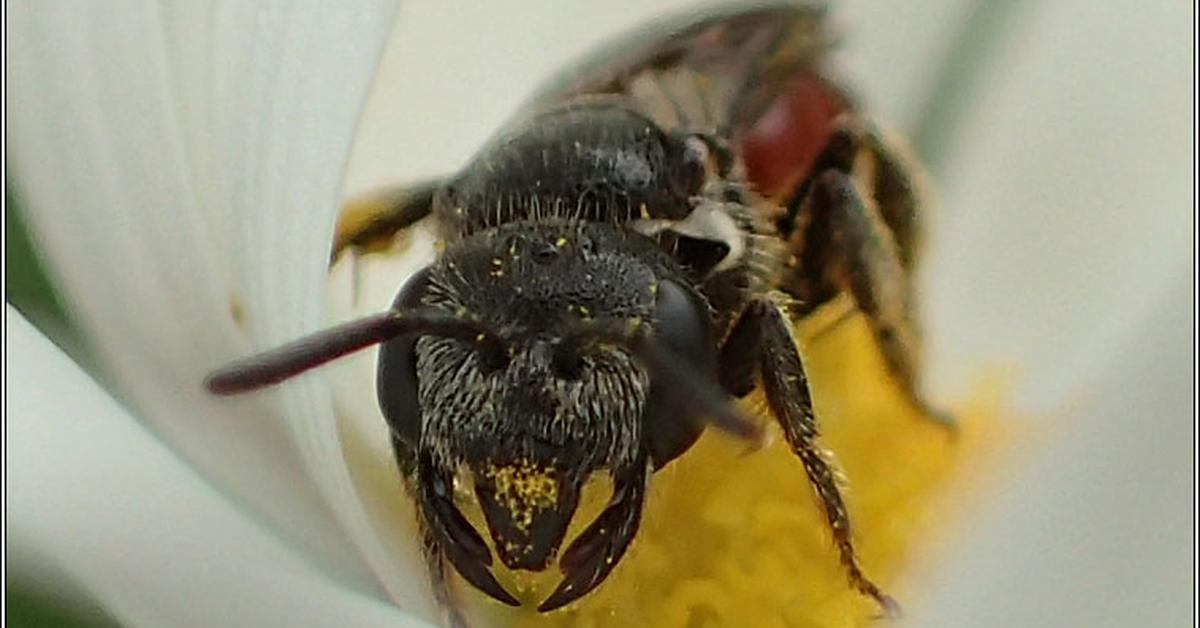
xmin=719 ymin=298 xmax=899 ymax=617
xmin=415 ymin=517 xmax=471 ymax=628
xmin=394 ymin=442 xmax=474 ymax=628
xmin=408 ymin=451 xmax=519 ymax=627
xmin=806 ymin=168 xmax=955 ymax=430
xmin=331 ymin=178 xmax=441 ymax=263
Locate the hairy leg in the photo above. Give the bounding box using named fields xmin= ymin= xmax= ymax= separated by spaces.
xmin=860 ymin=126 xmax=924 ymax=270
xmin=805 ymin=167 xmax=954 ymax=429
xmin=719 ymin=298 xmax=899 ymax=616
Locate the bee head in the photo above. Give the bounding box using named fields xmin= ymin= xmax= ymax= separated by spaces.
xmin=375 ymin=222 xmax=757 ymax=576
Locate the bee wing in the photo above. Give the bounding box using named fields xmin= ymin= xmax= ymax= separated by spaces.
xmin=520 ymin=4 xmax=837 ymax=136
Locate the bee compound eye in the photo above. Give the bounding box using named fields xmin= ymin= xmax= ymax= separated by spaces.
xmin=652 ymin=279 xmax=714 ymax=366
xmin=644 ymin=279 xmax=717 ymax=467
xmin=376 ymin=268 xmax=433 ymax=451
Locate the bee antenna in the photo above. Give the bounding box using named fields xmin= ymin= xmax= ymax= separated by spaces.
xmin=205 ymin=308 xmax=501 ymax=396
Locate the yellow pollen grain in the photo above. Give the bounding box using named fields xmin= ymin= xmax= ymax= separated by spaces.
xmin=555 ymin=237 xmax=569 ymax=248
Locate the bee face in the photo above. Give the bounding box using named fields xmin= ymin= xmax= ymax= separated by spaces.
xmin=392 ymin=222 xmax=705 ymax=573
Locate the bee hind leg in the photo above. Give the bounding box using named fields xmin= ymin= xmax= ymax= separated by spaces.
xmin=803 ymin=166 xmax=956 ymax=431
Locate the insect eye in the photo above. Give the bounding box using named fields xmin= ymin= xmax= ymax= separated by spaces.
xmin=644 ymin=279 xmax=717 ymax=467
xmin=377 ymin=269 xmax=434 ymax=450
xmin=652 ymin=279 xmax=713 ymax=363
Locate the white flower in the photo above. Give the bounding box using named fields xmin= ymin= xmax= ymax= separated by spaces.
xmin=7 ymin=2 xmax=1191 ymax=628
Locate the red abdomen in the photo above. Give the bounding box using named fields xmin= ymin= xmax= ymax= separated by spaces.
xmin=741 ymin=74 xmax=850 ymax=202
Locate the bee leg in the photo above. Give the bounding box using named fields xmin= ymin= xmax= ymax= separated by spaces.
xmin=717 ymin=298 xmax=765 ymax=398
xmin=538 ymin=457 xmax=649 ymax=612
xmin=391 ymin=442 xmax=473 ymax=627
xmin=722 ymin=298 xmax=900 ymax=617
xmin=414 ymin=453 xmax=520 ymax=611
xmin=777 ymin=124 xmax=858 ymax=237
xmin=415 ymin=518 xmax=473 ymax=628
xmin=807 ymin=168 xmax=956 ymax=430
xmin=861 ymin=127 xmax=923 ymax=271
xmin=331 ymin=178 xmax=441 ymax=263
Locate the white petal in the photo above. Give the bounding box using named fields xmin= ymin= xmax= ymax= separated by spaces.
xmin=921 ymin=0 xmax=1192 ymax=408
xmin=910 ymin=0 xmax=1192 ymax=623
xmin=835 ymin=0 xmax=981 ymax=128
xmin=911 ymin=271 xmax=1192 ymax=627
xmin=7 ymin=308 xmax=433 ymax=628
xmin=7 ymin=0 xmax=422 ymax=602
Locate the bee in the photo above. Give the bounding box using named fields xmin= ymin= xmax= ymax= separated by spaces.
xmin=207 ymin=4 xmax=951 ymax=622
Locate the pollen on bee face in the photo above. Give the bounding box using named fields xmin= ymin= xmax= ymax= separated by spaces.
xmin=483 ymin=459 xmax=561 ymax=533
